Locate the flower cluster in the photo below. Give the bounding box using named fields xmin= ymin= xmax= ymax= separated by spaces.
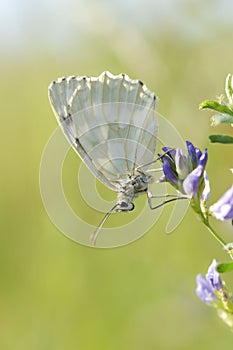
xmin=159 ymin=141 xmax=209 ymax=219
xmin=160 ymin=141 xmax=233 ymax=224
xmin=196 ymin=259 xmax=223 ymax=304
xmin=196 ymin=260 xmax=233 ymax=329
xmin=160 ymin=74 xmax=233 ymax=332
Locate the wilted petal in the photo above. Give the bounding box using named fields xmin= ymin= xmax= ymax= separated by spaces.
xmin=210 ymin=185 xmax=233 ymax=220
xmin=196 ymin=274 xmax=217 ymax=304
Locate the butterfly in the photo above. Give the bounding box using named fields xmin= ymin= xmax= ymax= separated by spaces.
xmin=48 ymin=71 xmax=163 ymax=245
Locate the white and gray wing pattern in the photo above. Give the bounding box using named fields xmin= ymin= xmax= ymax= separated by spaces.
xmin=48 ymin=71 xmax=158 ymax=191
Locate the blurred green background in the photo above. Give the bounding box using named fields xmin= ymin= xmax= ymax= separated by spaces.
xmin=1 ymin=0 xmax=233 ymax=349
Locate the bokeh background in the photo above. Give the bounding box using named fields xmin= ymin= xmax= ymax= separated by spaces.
xmin=1 ymin=0 xmax=233 ymax=349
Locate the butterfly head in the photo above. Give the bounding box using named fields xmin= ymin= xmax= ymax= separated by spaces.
xmin=116 ymin=201 xmax=135 ymax=212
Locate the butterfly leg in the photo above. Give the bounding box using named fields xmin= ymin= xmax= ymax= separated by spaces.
xmin=147 ymin=191 xmax=188 ymax=210
xmin=136 ymin=149 xmax=175 ymax=173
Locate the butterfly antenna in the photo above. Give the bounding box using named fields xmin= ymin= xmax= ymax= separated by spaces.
xmin=90 ymin=204 xmax=119 ymax=246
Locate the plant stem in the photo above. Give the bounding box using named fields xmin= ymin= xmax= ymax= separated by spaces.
xmin=205 ymin=223 xmax=226 ymax=247
xmin=205 ymin=223 xmax=233 ymax=260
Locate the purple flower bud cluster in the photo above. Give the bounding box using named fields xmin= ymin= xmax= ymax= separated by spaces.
xmin=160 ymin=141 xmax=233 ymax=222
xmin=159 ymin=141 xmax=209 ymax=214
xmin=196 ymin=259 xmax=222 ymax=304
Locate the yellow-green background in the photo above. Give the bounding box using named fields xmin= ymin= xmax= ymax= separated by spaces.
xmin=1 ymin=1 xmax=233 ymax=349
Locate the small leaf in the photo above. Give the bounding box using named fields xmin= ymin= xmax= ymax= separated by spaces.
xmin=209 ymin=134 xmax=233 ymax=144
xmin=211 ymin=114 xmax=233 ymax=126
xmin=216 ymin=261 xmax=233 ymax=273
xmin=225 ymin=74 xmax=233 ymax=107
xmin=199 ymin=100 xmax=233 ymax=116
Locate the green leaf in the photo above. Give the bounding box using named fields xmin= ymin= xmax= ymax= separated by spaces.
xmin=216 ymin=261 xmax=233 ymax=273
xmin=199 ymin=100 xmax=233 ymax=116
xmin=210 ymin=114 xmax=233 ymax=126
xmin=225 ymin=74 xmax=233 ymax=107
xmin=209 ymin=134 xmax=233 ymax=144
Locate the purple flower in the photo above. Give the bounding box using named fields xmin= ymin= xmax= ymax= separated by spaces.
xmin=196 ymin=259 xmax=223 ymax=305
xmin=160 ymin=141 xmax=208 ymax=201
xmin=161 ymin=154 xmax=178 ymax=187
xmin=196 ymin=274 xmax=217 ymax=304
xmin=210 ymin=185 xmax=233 ymax=221
xmin=206 ymin=259 xmax=223 ymax=290
xmin=187 ymin=140 xmax=198 ymax=167
xmin=183 ymin=164 xmax=203 ymax=197
xmin=183 ymin=150 xmax=208 ymax=198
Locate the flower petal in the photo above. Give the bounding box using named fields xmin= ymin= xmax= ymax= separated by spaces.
xmin=162 ymin=147 xmax=176 ymax=159
xmin=196 ymin=274 xmax=217 ymax=304
xmin=201 ymin=171 xmax=210 ymax=203
xmin=186 ymin=141 xmax=198 ymax=168
xmin=183 ymin=164 xmax=203 ymax=197
xmin=195 ymin=148 xmax=202 ymax=160
xmin=175 ymin=148 xmax=189 ymax=180
xmin=206 ymin=259 xmax=223 ymax=291
xmin=198 ymin=149 xmax=208 ymax=168
xmin=162 ymin=157 xmax=178 ymax=185
xmin=210 ymin=185 xmax=233 ymax=220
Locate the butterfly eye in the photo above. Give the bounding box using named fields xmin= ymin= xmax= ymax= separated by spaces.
xmin=117 ymin=201 xmax=135 ymax=211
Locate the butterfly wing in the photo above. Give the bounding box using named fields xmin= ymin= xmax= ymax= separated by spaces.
xmin=48 ymin=71 xmax=158 ymax=190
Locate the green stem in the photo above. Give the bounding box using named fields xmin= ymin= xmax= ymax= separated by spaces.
xmin=197 ymin=205 xmax=226 ymax=247
xmin=204 ymin=223 xmax=233 ymax=260
xmin=205 ymin=223 xmax=226 ymax=247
